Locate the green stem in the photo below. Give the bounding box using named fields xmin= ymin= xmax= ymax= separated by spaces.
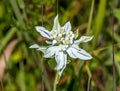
xmin=86 ymin=65 xmax=92 ymax=78
xmin=9 ymin=0 xmax=25 ymax=29
xmin=0 ymin=28 xmax=16 ymax=54
xmin=86 ymin=0 xmax=95 ymax=35
xmin=92 ymin=0 xmax=107 ymax=49
xmin=86 ymin=64 xmax=92 ymax=91
xmin=53 ymin=72 xmax=59 ymax=91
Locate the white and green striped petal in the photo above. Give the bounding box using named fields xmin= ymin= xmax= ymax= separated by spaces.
xmin=55 ymin=51 xmax=67 ymax=76
xmin=35 ymin=26 xmax=51 ymax=39
xmin=29 ymin=44 xmax=40 ymax=49
xmin=63 ymin=21 xmax=71 ymax=32
xmin=67 ymin=44 xmax=92 ymax=60
xmin=29 ymin=44 xmax=47 ymax=53
xmin=44 ymin=46 xmax=59 ymax=58
xmin=52 ymin=15 xmax=61 ymax=33
xmin=75 ymin=36 xmax=93 ymax=44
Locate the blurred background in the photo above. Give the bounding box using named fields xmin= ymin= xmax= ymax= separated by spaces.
xmin=0 ymin=0 xmax=120 ymax=91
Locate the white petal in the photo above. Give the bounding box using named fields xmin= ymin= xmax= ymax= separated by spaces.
xmin=75 ymin=36 xmax=93 ymax=44
xmin=52 ymin=15 xmax=61 ymax=33
xmin=29 ymin=44 xmax=47 ymax=53
xmin=44 ymin=46 xmax=59 ymax=58
xmin=55 ymin=51 xmax=67 ymax=76
xmin=29 ymin=44 xmax=40 ymax=48
xmin=63 ymin=21 xmax=71 ymax=32
xmin=67 ymin=44 xmax=92 ymax=60
xmin=45 ymin=41 xmax=52 ymax=44
xmin=37 ymin=47 xmax=47 ymax=53
xmin=35 ymin=26 xmax=51 ymax=39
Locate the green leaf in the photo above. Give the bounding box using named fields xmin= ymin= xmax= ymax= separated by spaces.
xmin=91 ymin=80 xmax=95 ymax=87
xmin=114 ymin=8 xmax=120 ymax=22
xmin=17 ymin=0 xmax=25 ymax=9
xmin=0 ymin=2 xmax=5 ymax=19
xmin=48 ymin=59 xmax=56 ymax=69
xmin=92 ymin=0 xmax=107 ymax=49
xmin=37 ymin=47 xmax=47 ymax=53
xmin=16 ymin=62 xmax=26 ymax=91
xmin=9 ymin=0 xmax=25 ymax=28
xmin=74 ymin=28 xmax=79 ymax=39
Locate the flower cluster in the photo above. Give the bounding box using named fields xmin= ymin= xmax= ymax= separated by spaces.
xmin=30 ymin=15 xmax=93 ymax=76
xmin=51 ymin=27 xmax=74 ymax=51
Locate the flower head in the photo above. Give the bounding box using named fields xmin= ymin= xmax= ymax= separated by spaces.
xmin=30 ymin=15 xmax=93 ymax=76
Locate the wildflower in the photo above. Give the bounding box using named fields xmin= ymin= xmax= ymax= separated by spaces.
xmin=30 ymin=15 xmax=93 ymax=76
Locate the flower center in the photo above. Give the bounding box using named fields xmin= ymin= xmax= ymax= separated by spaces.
xmin=51 ymin=28 xmax=74 ymax=51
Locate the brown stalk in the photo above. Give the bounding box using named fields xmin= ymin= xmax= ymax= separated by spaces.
xmin=0 ymin=39 xmax=19 ymax=91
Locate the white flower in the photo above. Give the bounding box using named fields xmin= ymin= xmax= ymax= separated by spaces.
xmin=29 ymin=15 xmax=93 ymax=76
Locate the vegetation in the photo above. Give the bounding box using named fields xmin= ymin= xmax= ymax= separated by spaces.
xmin=0 ymin=0 xmax=120 ymax=91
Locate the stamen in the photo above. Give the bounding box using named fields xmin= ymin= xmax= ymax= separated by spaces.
xmin=51 ymin=27 xmax=74 ymax=51
xmin=59 ymin=44 xmax=66 ymax=51
xmin=51 ymin=31 xmax=57 ymax=38
xmin=52 ymin=40 xmax=57 ymax=45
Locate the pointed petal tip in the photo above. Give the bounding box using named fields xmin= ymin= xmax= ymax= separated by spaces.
xmin=75 ymin=35 xmax=94 ymax=44
xmin=54 ymin=15 xmax=59 ymax=20
xmin=35 ymin=26 xmax=39 ymax=29
xmin=81 ymin=53 xmax=93 ymax=60
xmin=56 ymin=14 xmax=59 ymax=18
xmin=67 ymin=21 xmax=71 ymax=24
xmin=29 ymin=44 xmax=39 ymax=49
xmin=35 ymin=26 xmax=39 ymax=32
xmin=66 ymin=21 xmax=71 ymax=27
xmin=91 ymin=35 xmax=94 ymax=39
xmin=35 ymin=26 xmax=42 ymax=32
xmin=63 ymin=21 xmax=71 ymax=32
xmin=29 ymin=46 xmax=32 ymax=48
xmin=29 ymin=46 xmax=33 ymax=48
xmin=82 ymin=53 xmax=93 ymax=60
xmin=87 ymin=56 xmax=93 ymax=60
